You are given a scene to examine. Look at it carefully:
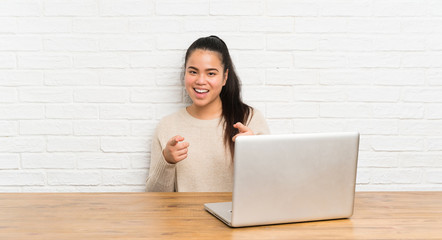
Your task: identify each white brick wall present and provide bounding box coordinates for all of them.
[0,0,441,192]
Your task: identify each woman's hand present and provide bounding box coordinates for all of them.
[232,122,254,142]
[163,135,190,164]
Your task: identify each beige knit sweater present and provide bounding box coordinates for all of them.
[145,108,270,192]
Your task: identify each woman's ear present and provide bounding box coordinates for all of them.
[223,69,229,86]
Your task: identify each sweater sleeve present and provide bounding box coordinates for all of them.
[145,124,176,192]
[248,108,271,135]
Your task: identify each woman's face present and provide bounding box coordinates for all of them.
[184,49,228,110]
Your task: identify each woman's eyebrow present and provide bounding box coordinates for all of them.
[206,68,219,72]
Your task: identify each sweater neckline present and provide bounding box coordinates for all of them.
[181,108,222,126]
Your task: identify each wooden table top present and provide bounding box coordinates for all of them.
[0,192,441,239]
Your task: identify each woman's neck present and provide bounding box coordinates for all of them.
[186,101,223,120]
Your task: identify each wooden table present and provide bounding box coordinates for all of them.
[0,192,441,239]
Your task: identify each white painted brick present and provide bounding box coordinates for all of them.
[347,87,400,102]
[320,103,373,118]
[429,0,442,16]
[295,18,347,33]
[46,104,98,119]
[0,137,45,153]
[267,119,293,134]
[266,70,317,85]
[74,88,128,103]
[319,37,373,51]
[399,153,442,167]
[237,69,265,86]
[243,86,291,102]
[74,120,129,136]
[373,69,425,86]
[99,37,154,51]
[428,70,442,85]
[100,104,153,120]
[267,0,317,16]
[44,37,98,51]
[0,172,45,186]
[425,170,442,184]
[18,54,71,69]
[18,18,71,33]
[235,52,292,68]
[47,171,101,186]
[156,0,209,16]
[293,86,347,102]
[402,53,442,67]
[102,170,147,185]
[130,52,182,68]
[210,0,263,16]
[347,19,400,33]
[47,137,99,152]
[373,0,426,16]
[184,17,239,32]
[0,105,44,119]
[267,35,317,50]
[101,137,150,152]
[0,71,44,86]
[294,54,347,68]
[45,70,99,86]
[348,53,401,68]
[154,69,184,86]
[373,103,424,119]
[292,119,346,133]
[403,88,442,103]
[0,0,41,16]
[0,36,42,51]
[20,120,72,135]
[77,153,130,169]
[0,121,18,136]
[222,35,265,50]
[426,104,442,119]
[130,153,150,168]
[356,168,370,184]
[73,53,129,68]
[0,18,16,33]
[21,153,76,169]
[100,0,153,16]
[44,0,98,16]
[370,136,425,151]
[73,18,127,33]
[155,34,196,50]
[266,103,319,118]
[0,87,17,102]
[129,18,184,33]
[358,152,397,168]
[345,119,398,135]
[131,88,182,103]
[154,103,187,120]
[401,19,433,33]
[320,70,372,85]
[0,54,16,69]
[131,120,158,137]
[19,87,73,103]
[427,137,442,151]
[370,169,422,184]
[0,154,20,169]
[318,0,371,16]
[240,17,294,32]
[101,69,155,86]
[399,120,442,135]
[373,36,425,51]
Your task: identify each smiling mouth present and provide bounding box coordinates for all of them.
[194,88,209,93]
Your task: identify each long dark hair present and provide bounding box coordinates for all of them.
[184,35,253,159]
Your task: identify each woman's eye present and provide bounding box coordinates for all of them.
[208,72,216,76]
[189,70,197,74]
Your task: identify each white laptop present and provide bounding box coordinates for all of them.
[204,132,360,227]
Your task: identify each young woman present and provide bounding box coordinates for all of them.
[146,36,270,192]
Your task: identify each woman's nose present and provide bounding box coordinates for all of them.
[195,74,205,84]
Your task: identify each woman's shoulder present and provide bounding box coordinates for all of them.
[157,108,187,128]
